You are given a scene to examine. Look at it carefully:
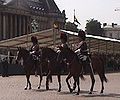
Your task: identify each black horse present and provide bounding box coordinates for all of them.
[57,47,107,94]
[40,47,67,92]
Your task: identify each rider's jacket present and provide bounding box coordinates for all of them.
[30,43,40,61]
[30,43,39,53]
[61,43,69,49]
[75,41,88,55]
[75,41,88,61]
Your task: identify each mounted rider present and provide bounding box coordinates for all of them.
[30,36,40,60]
[75,30,89,73]
[60,32,69,49]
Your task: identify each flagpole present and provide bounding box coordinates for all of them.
[74,9,75,23]
[73,9,76,50]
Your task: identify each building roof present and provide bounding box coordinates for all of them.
[6,0,61,13]
[103,25,120,29]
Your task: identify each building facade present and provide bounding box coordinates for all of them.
[103,24,120,40]
[0,0,66,40]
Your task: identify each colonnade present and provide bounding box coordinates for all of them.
[0,12,31,40]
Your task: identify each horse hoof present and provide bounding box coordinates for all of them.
[70,89,73,93]
[88,91,92,94]
[58,89,61,92]
[24,88,27,90]
[100,91,103,94]
[46,87,49,90]
[38,87,40,89]
[29,87,32,90]
[76,92,79,95]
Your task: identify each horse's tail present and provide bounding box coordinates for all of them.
[102,64,108,83]
[102,74,108,83]
[80,74,85,80]
[49,75,52,83]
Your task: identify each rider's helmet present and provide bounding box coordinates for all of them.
[60,32,67,42]
[78,30,86,40]
[31,36,38,44]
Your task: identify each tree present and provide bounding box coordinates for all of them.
[85,18,103,36]
[64,21,78,32]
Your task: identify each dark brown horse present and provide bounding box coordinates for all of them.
[57,47,107,95]
[57,47,85,95]
[16,47,42,90]
[40,47,66,92]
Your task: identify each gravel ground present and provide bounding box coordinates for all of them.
[0,73,120,100]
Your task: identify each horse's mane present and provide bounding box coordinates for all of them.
[63,47,79,61]
[41,47,56,54]
[18,47,30,54]
[41,47,57,59]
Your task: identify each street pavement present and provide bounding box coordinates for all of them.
[0,73,120,100]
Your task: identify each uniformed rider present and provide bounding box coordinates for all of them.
[75,30,89,73]
[60,32,68,49]
[30,36,40,60]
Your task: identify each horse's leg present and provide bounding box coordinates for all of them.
[25,74,31,90]
[46,71,51,90]
[72,76,77,91]
[38,66,43,89]
[66,73,73,93]
[76,76,80,95]
[89,63,95,94]
[49,75,52,83]
[99,74,104,94]
[57,74,61,92]
[25,75,28,90]
[38,73,43,89]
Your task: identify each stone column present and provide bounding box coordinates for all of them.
[10,14,13,38]
[3,14,6,39]
[27,16,31,34]
[0,13,2,40]
[22,16,25,35]
[19,15,21,36]
[6,14,9,39]
[14,15,17,37]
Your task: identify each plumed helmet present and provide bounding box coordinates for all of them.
[31,36,38,43]
[60,32,67,42]
[78,30,86,40]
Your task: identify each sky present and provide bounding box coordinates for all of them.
[54,0,120,30]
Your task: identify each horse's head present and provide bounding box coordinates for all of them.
[16,47,29,62]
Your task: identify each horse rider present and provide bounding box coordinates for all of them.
[30,36,40,60]
[30,36,40,76]
[60,32,69,49]
[56,32,69,53]
[75,30,89,74]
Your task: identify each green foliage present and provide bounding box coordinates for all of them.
[85,18,103,36]
[64,21,78,32]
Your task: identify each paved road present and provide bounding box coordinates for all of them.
[0,73,120,100]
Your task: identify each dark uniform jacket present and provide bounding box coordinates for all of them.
[61,43,69,49]
[75,41,88,55]
[30,43,39,52]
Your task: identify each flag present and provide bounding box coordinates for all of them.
[74,9,81,25]
[74,15,81,25]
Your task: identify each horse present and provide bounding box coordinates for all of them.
[40,47,66,92]
[16,47,42,90]
[57,47,85,95]
[57,47,107,95]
